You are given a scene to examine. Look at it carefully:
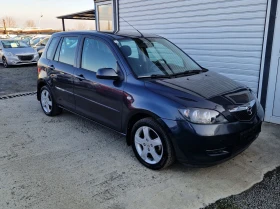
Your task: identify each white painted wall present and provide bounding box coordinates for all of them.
[118,0,268,93]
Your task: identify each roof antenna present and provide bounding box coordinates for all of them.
[119,16,144,37]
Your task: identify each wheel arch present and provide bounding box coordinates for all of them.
[125,110,170,146]
[37,79,47,101]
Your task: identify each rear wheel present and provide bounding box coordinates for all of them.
[40,86,62,116]
[131,118,175,170]
[2,57,9,68]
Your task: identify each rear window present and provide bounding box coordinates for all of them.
[46,37,60,60]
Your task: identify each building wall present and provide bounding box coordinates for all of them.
[118,0,268,94]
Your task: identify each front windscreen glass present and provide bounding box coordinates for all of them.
[116,37,202,78]
[1,40,29,48]
[30,37,43,46]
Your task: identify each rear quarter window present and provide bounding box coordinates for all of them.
[46,37,60,60]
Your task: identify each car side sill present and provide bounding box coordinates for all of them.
[59,105,126,137]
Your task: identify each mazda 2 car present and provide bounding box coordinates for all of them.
[0,39,39,67]
[37,31,264,170]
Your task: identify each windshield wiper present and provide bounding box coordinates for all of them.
[138,74,171,79]
[172,69,207,77]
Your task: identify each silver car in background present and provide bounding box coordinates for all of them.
[0,39,39,68]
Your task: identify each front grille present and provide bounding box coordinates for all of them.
[230,100,257,121]
[232,103,256,121]
[18,55,34,61]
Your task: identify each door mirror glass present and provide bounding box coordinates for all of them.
[96,68,119,80]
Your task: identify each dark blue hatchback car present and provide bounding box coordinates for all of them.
[37,31,264,170]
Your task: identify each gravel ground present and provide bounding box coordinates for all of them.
[0,64,37,96]
[204,166,280,209]
[0,64,280,209]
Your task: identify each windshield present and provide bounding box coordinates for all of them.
[116,37,202,78]
[1,40,29,48]
[30,37,43,46]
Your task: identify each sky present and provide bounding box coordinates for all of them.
[1,0,95,30]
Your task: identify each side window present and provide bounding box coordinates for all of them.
[81,38,117,73]
[46,37,60,60]
[119,40,139,59]
[58,37,78,66]
[41,38,49,46]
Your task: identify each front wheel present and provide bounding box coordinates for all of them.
[40,86,62,116]
[131,118,175,170]
[2,57,9,68]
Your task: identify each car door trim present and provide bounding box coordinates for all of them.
[55,86,74,95]
[73,92,120,113]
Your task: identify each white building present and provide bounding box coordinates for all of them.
[93,0,280,124]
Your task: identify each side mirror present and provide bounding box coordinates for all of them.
[96,68,120,80]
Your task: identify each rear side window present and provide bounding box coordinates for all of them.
[46,37,60,60]
[81,38,117,72]
[58,37,78,66]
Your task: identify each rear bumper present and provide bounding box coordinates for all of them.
[160,111,263,167]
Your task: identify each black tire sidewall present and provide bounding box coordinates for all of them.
[2,57,9,68]
[131,118,171,170]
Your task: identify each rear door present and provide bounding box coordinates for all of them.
[49,36,80,110]
[73,36,124,131]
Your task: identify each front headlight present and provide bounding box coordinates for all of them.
[5,52,13,57]
[180,108,228,124]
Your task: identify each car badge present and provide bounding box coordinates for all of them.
[247,106,253,115]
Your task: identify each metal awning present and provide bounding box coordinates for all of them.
[57,9,95,31]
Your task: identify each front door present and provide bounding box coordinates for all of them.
[265,2,280,124]
[73,37,124,131]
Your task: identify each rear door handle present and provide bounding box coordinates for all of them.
[76,74,85,81]
[48,65,55,70]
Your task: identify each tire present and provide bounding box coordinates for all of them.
[131,118,175,170]
[2,57,9,68]
[40,85,62,116]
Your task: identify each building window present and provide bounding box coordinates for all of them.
[96,1,113,31]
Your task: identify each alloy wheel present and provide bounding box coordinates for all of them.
[134,126,163,164]
[41,89,53,113]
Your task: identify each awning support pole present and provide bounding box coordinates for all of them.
[62,19,65,31]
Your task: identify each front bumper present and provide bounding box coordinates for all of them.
[6,55,39,65]
[160,111,263,167]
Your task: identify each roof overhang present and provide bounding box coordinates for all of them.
[57,9,95,20]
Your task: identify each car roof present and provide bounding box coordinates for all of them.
[0,39,16,41]
[52,30,162,40]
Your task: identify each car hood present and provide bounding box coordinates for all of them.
[145,71,253,110]
[4,47,36,55]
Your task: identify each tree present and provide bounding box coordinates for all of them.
[2,16,16,28]
[25,20,36,27]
